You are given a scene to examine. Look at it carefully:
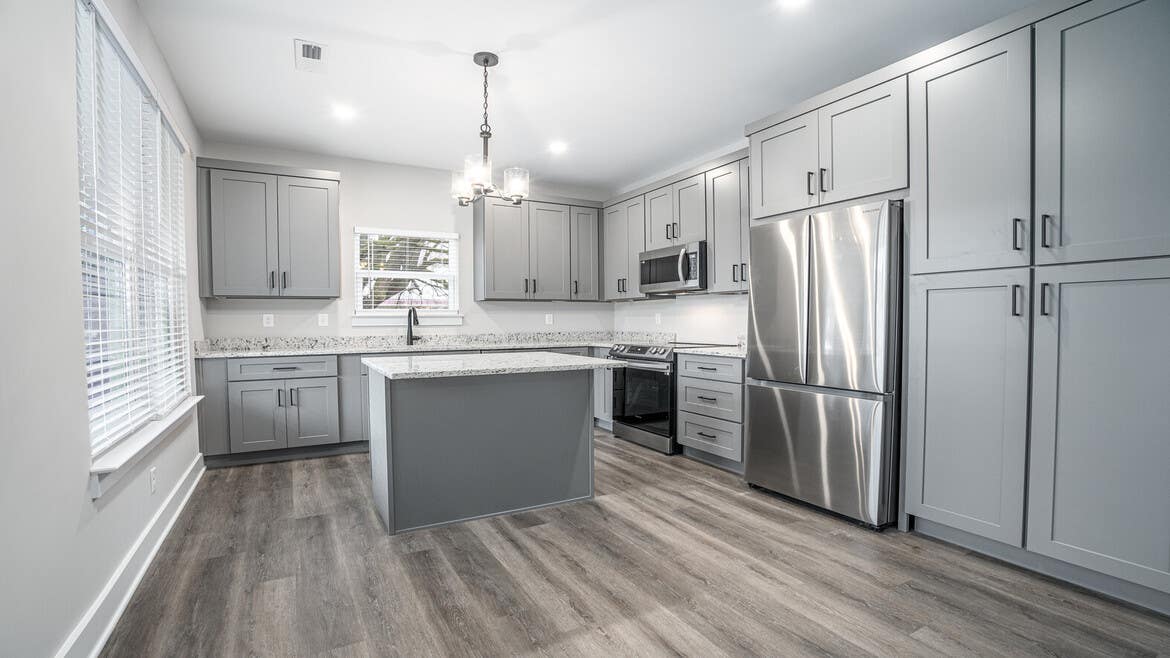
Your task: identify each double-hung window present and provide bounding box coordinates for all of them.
[77,0,191,456]
[353,228,460,320]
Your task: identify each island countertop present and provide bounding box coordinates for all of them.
[363,351,626,380]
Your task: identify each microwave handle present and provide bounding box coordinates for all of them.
[677,247,687,283]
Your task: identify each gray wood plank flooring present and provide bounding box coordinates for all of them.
[102,430,1170,657]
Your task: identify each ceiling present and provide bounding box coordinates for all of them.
[139,0,1035,196]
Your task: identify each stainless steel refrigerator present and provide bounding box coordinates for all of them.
[745,199,901,528]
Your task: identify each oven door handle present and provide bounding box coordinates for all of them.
[621,361,673,374]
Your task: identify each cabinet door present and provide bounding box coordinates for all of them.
[672,173,706,244]
[1035,0,1170,265]
[529,202,571,300]
[909,30,1032,274]
[705,161,748,293]
[817,77,908,205]
[904,269,1030,546]
[624,196,646,299]
[645,185,674,251]
[1027,259,1170,593]
[227,379,287,453]
[570,206,599,301]
[285,377,340,448]
[602,204,627,300]
[749,110,818,219]
[338,355,366,443]
[591,348,613,422]
[482,198,531,299]
[277,176,339,297]
[209,169,279,296]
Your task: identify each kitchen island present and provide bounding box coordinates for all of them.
[362,351,625,534]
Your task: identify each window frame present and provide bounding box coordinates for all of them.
[77,0,194,460]
[352,226,462,320]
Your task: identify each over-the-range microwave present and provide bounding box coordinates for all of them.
[638,241,707,295]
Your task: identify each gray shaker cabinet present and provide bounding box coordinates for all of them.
[338,355,367,443]
[529,202,572,301]
[705,159,750,293]
[672,173,707,244]
[284,377,340,448]
[209,169,279,297]
[909,29,1032,274]
[1026,258,1170,594]
[603,203,628,300]
[1035,0,1170,265]
[206,164,340,298]
[570,206,599,300]
[904,268,1031,546]
[749,110,818,220]
[478,197,531,300]
[625,196,646,299]
[227,379,288,453]
[645,185,674,251]
[816,77,908,206]
[277,176,340,296]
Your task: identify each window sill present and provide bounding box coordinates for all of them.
[352,314,465,327]
[89,396,203,499]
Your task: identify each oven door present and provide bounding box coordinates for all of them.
[638,242,706,295]
[612,360,673,437]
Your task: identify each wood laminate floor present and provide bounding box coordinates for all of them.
[103,430,1170,657]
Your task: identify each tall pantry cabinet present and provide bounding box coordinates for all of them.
[900,0,1170,598]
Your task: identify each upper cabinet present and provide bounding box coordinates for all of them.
[645,186,673,251]
[750,78,907,220]
[909,30,1032,274]
[474,198,600,301]
[1035,0,1170,265]
[569,207,600,301]
[603,196,645,301]
[705,159,750,293]
[646,173,708,251]
[202,162,340,298]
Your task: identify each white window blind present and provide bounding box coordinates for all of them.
[77,0,191,456]
[354,228,459,314]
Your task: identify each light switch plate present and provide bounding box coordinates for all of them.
[544,314,553,325]
[262,314,274,328]
[149,467,157,494]
[318,313,329,327]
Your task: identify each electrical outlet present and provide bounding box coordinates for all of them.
[149,467,157,494]
[655,313,662,326]
[262,313,274,327]
[318,313,329,327]
[544,314,554,325]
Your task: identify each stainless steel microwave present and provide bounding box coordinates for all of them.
[638,241,707,295]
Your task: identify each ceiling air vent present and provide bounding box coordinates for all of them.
[294,39,326,72]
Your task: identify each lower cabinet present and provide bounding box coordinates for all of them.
[227,377,339,453]
[1026,259,1170,593]
[674,354,745,470]
[904,268,1030,546]
[591,347,613,424]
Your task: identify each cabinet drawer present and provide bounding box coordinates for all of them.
[677,411,742,462]
[227,355,338,381]
[677,376,742,423]
[677,353,744,383]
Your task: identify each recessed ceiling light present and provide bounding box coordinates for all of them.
[777,0,810,12]
[548,140,568,155]
[331,103,357,121]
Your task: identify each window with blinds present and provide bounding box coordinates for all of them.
[354,228,460,314]
[77,0,191,455]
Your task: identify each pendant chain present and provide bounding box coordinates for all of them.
[480,65,491,135]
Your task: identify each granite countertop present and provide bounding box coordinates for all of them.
[674,346,747,359]
[363,351,627,381]
[194,341,617,359]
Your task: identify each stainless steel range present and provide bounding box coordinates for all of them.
[608,342,734,454]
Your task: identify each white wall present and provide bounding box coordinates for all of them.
[614,294,748,344]
[199,142,615,337]
[0,1,204,656]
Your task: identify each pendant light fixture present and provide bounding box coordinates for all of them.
[451,52,529,207]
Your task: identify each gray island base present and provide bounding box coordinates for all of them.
[363,352,625,534]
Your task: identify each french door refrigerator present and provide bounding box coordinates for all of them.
[745,199,902,528]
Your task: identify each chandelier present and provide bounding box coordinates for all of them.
[450,52,529,207]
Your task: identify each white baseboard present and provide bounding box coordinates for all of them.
[55,453,205,658]
[594,418,613,431]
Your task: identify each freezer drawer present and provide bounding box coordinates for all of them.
[745,381,897,527]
